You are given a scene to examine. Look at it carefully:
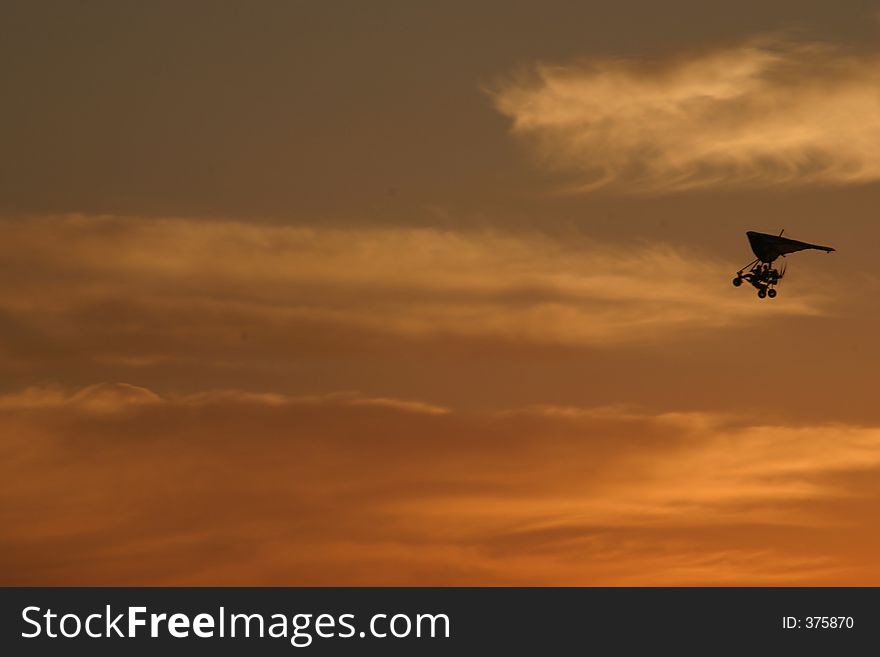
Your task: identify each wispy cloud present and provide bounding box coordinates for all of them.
[490,37,880,192]
[0,383,449,416]
[0,215,825,377]
[2,384,879,585]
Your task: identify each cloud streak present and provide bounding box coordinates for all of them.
[2,383,880,585]
[490,37,880,192]
[0,215,825,380]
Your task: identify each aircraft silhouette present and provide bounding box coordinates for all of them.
[732,230,834,299]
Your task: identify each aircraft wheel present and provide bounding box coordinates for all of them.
[732,277,742,287]
[757,288,767,299]
[767,288,777,298]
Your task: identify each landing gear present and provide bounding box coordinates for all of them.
[733,259,784,300]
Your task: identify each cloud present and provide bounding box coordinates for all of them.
[0,384,449,416]
[2,383,879,585]
[490,37,880,192]
[0,382,158,411]
[0,215,825,380]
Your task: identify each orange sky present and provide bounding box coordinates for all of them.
[3,1,880,585]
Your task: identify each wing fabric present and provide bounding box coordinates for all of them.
[746,231,834,263]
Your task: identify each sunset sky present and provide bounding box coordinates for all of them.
[3,1,880,585]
